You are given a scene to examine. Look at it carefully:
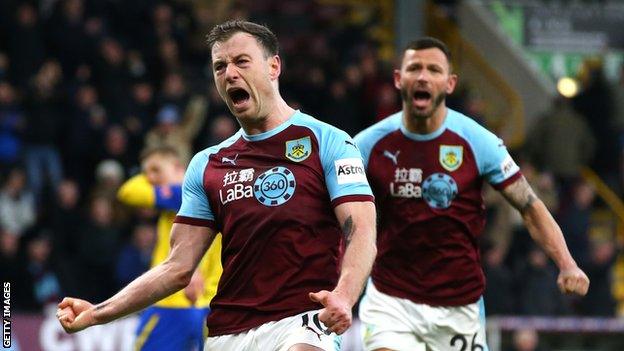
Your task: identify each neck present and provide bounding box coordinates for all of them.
[240,95,295,135]
[402,105,448,135]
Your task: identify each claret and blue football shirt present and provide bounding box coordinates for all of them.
[355,108,521,306]
[175,110,374,335]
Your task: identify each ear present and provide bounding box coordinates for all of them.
[393,69,401,90]
[268,55,281,81]
[446,73,458,94]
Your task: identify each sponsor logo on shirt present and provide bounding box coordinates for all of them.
[383,150,400,165]
[390,167,423,198]
[500,155,519,178]
[439,145,463,172]
[222,154,238,165]
[253,167,296,206]
[285,136,312,162]
[220,168,255,205]
[422,173,458,209]
[335,158,367,184]
[344,140,358,149]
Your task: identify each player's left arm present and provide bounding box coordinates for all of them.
[500,176,589,296]
[310,201,377,335]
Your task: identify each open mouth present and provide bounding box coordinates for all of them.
[412,90,432,108]
[227,87,250,108]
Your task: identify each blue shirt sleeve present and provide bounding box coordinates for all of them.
[177,152,214,221]
[464,124,520,185]
[478,137,520,185]
[320,128,373,201]
[154,185,182,211]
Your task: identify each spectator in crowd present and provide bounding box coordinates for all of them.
[97,125,134,177]
[512,328,544,351]
[203,114,237,147]
[124,79,156,157]
[144,96,207,165]
[373,82,400,123]
[323,80,356,136]
[0,80,24,171]
[516,246,570,315]
[115,223,155,287]
[74,195,121,302]
[0,53,8,81]
[8,2,46,89]
[0,229,28,310]
[51,180,82,296]
[22,231,62,312]
[157,72,190,109]
[23,59,65,200]
[0,167,36,238]
[92,159,125,201]
[65,84,107,188]
[527,96,595,193]
[46,0,91,81]
[573,60,618,190]
[93,38,131,123]
[483,243,514,315]
[609,63,624,188]
[557,180,595,268]
[579,239,617,316]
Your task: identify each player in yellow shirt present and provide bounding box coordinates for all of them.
[117,145,222,351]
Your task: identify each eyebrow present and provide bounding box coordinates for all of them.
[213,54,252,68]
[406,61,445,70]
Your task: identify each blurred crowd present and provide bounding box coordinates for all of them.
[1,0,623,331]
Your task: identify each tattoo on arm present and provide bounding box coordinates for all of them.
[341,215,355,247]
[501,176,538,213]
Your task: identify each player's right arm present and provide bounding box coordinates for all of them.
[58,223,216,333]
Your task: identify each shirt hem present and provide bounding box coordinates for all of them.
[492,171,522,191]
[173,215,216,229]
[331,194,375,207]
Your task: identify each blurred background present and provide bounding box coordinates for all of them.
[1,0,623,350]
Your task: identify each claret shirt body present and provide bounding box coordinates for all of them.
[175,110,373,335]
[355,109,521,306]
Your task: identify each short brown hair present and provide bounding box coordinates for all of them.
[206,20,279,58]
[139,145,181,163]
[403,37,452,65]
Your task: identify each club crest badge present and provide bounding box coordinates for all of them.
[439,145,463,172]
[285,136,312,162]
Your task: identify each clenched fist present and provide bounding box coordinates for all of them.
[557,266,590,296]
[57,297,98,333]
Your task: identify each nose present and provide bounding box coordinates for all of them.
[225,63,239,83]
[416,69,429,82]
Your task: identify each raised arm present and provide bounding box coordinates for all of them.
[57,223,216,333]
[500,176,589,295]
[309,200,377,335]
